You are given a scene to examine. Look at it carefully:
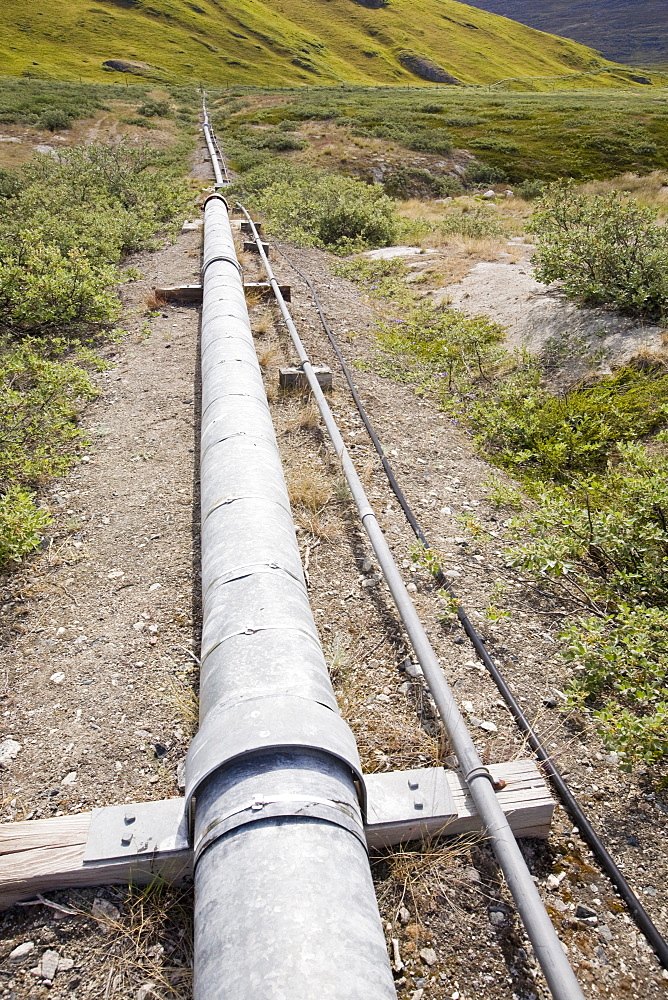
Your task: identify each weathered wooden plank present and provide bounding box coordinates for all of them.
[0,759,552,908]
[153,284,203,304]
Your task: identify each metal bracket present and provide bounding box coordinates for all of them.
[83,798,189,865]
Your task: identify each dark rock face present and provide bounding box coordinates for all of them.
[398,51,460,84]
[102,59,150,75]
[350,0,388,8]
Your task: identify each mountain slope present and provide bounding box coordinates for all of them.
[462,2,667,65]
[0,0,625,88]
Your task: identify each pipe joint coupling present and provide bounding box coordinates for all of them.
[185,695,366,832]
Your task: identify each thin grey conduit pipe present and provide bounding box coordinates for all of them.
[275,245,668,972]
[239,205,587,1000]
[185,194,397,1000]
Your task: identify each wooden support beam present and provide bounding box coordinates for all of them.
[244,281,291,302]
[153,285,203,305]
[243,240,270,256]
[279,366,333,392]
[0,760,551,908]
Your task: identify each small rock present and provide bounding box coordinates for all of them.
[61,771,77,785]
[398,906,411,925]
[546,872,566,890]
[420,947,437,966]
[489,909,506,927]
[480,720,498,733]
[504,189,515,198]
[594,944,610,965]
[0,739,22,768]
[137,984,158,1000]
[407,582,418,593]
[575,904,597,923]
[176,759,186,792]
[107,569,125,579]
[149,582,162,592]
[361,557,373,573]
[482,189,496,199]
[443,569,460,580]
[50,671,66,685]
[91,898,120,927]
[404,660,423,679]
[598,924,613,943]
[9,941,34,961]
[543,697,557,708]
[411,991,424,1000]
[58,957,74,973]
[376,693,390,703]
[153,743,168,759]
[40,949,60,982]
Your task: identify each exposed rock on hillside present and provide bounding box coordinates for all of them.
[398,51,460,83]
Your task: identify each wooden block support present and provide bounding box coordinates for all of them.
[0,759,552,908]
[280,366,333,392]
[243,240,270,256]
[153,285,203,305]
[244,281,291,302]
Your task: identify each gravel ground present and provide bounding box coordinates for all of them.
[0,163,666,999]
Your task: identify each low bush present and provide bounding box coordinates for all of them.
[0,487,51,568]
[36,108,72,131]
[468,363,668,479]
[529,181,668,319]
[465,161,508,185]
[233,166,398,252]
[383,167,462,200]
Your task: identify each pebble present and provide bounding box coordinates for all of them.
[404,660,423,679]
[443,569,460,580]
[50,671,66,685]
[411,991,424,1000]
[137,983,158,1000]
[598,924,613,943]
[488,909,506,927]
[361,557,373,573]
[420,947,438,966]
[61,771,77,785]
[149,583,162,591]
[480,721,498,733]
[0,739,21,768]
[39,949,60,982]
[406,582,418,593]
[482,189,496,199]
[399,906,411,925]
[91,898,121,927]
[176,759,186,792]
[9,941,34,961]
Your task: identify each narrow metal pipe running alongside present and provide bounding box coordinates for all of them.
[185,195,396,1000]
[239,207,587,1000]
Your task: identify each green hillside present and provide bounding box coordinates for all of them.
[1,0,631,88]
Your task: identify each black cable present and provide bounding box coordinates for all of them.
[275,242,668,971]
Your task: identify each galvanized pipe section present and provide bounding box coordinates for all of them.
[201,97,225,188]
[186,195,396,1000]
[240,208,587,1000]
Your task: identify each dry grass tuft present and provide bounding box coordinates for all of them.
[284,401,321,434]
[286,461,332,512]
[257,344,280,369]
[87,881,193,999]
[145,290,165,311]
[252,309,274,337]
[374,834,484,917]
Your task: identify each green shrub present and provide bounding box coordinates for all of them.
[465,161,508,185]
[516,178,545,200]
[0,342,97,487]
[0,487,51,568]
[560,604,668,768]
[36,108,72,131]
[529,181,668,319]
[236,168,398,252]
[469,363,668,479]
[383,167,462,200]
[137,100,171,118]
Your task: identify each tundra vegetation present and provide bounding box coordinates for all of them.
[0,82,195,569]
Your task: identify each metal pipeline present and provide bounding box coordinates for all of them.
[239,206,587,1000]
[186,194,397,1000]
[201,96,225,189]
